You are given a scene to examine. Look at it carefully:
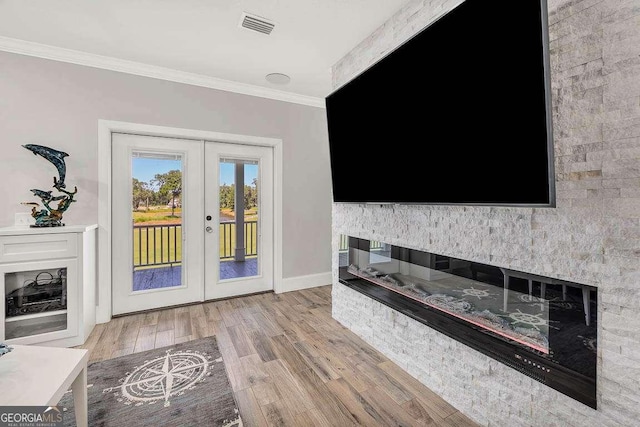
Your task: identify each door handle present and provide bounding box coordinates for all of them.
[205,226,213,233]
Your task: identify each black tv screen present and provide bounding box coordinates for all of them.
[326,0,555,206]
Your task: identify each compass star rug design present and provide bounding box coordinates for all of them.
[59,337,242,427]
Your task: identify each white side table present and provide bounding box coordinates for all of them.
[0,344,88,427]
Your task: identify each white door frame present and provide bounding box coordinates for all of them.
[97,120,283,324]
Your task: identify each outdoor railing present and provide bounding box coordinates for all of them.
[133,221,258,269]
[220,221,258,260]
[133,224,182,268]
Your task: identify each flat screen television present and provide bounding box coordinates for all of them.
[325,0,555,206]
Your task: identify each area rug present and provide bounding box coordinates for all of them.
[59,337,242,426]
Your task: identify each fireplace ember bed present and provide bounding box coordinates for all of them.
[338,236,598,408]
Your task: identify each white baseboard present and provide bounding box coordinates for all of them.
[279,271,332,293]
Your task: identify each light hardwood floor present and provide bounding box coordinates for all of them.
[78,285,479,427]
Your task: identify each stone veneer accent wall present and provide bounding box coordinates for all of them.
[331,0,640,425]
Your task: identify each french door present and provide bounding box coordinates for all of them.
[204,142,273,300]
[111,133,273,315]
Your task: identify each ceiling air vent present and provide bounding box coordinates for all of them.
[239,12,275,35]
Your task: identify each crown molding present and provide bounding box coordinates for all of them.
[0,36,325,108]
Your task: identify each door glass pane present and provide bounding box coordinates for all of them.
[219,158,259,280]
[131,152,183,291]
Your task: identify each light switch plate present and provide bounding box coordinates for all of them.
[15,212,35,226]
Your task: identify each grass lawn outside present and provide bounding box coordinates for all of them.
[132,207,258,224]
[133,207,182,224]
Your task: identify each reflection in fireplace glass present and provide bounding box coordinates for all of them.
[369,240,392,265]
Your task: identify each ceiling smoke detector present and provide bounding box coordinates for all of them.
[239,12,275,35]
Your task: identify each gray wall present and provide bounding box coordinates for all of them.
[0,51,332,280]
[332,0,640,425]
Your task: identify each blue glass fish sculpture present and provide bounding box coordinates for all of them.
[22,144,69,189]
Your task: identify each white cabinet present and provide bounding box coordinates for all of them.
[0,225,97,347]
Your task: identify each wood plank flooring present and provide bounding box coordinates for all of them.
[77,285,478,427]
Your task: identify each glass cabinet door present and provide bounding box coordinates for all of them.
[1,259,77,343]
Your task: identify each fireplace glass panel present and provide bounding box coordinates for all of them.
[346,240,551,352]
[338,235,598,404]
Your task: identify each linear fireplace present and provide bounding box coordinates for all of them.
[338,236,598,408]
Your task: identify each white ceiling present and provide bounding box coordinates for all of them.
[0,0,410,101]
